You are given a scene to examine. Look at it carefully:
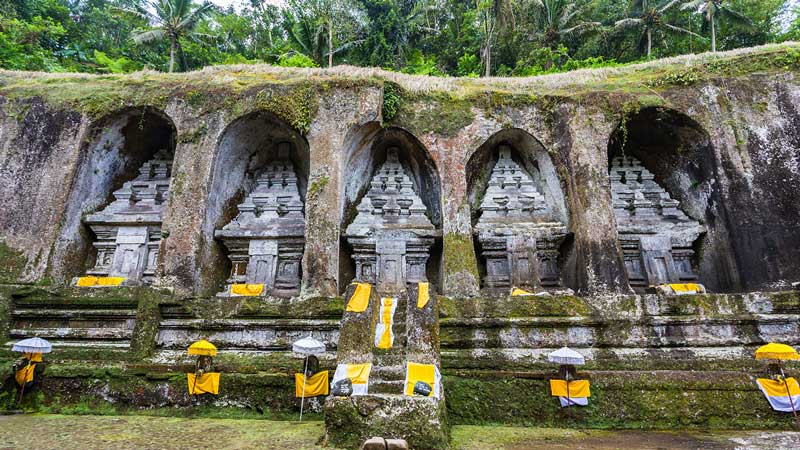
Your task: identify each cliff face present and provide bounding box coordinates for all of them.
[1,43,799,296]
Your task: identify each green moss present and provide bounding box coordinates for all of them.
[394,92,475,137]
[0,241,26,284]
[306,174,329,200]
[442,233,480,283]
[382,81,402,123]
[177,122,208,144]
[254,82,319,134]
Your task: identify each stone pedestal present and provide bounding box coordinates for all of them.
[474,146,568,289]
[610,156,705,288]
[215,142,305,297]
[345,148,439,293]
[81,150,173,285]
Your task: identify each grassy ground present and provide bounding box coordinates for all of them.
[0,414,797,449]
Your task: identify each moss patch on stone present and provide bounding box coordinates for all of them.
[442,233,480,284]
[0,241,26,284]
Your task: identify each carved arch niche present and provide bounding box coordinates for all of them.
[466,128,573,291]
[57,107,176,285]
[606,107,731,291]
[339,124,442,294]
[204,111,310,297]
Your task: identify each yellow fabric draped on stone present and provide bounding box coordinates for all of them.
[757,377,800,397]
[187,372,221,395]
[417,282,430,309]
[15,364,36,386]
[295,371,329,397]
[405,363,436,397]
[511,288,534,296]
[376,297,394,349]
[346,283,371,312]
[668,283,703,293]
[550,379,591,398]
[231,284,264,296]
[76,276,126,287]
[345,363,371,385]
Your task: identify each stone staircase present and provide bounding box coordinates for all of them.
[6,287,139,350]
[370,292,409,394]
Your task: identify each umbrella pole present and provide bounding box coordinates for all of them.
[191,359,200,398]
[299,357,308,422]
[780,364,800,428]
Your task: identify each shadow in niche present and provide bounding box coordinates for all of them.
[466,128,574,291]
[607,106,738,292]
[338,124,442,294]
[202,111,310,295]
[54,107,176,282]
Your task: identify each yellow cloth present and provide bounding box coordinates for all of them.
[76,276,125,287]
[668,283,702,292]
[231,284,264,296]
[417,282,430,309]
[511,288,534,296]
[295,371,329,397]
[405,363,436,396]
[15,364,36,386]
[345,363,371,385]
[757,378,800,397]
[755,343,800,361]
[26,352,43,362]
[187,372,220,395]
[550,379,591,398]
[346,283,371,312]
[376,297,394,349]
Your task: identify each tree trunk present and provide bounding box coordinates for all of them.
[646,28,652,58]
[328,22,333,68]
[711,16,716,52]
[484,38,492,77]
[169,36,176,73]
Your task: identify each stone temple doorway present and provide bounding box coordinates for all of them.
[203,111,310,297]
[339,124,442,294]
[467,128,573,292]
[606,106,734,291]
[54,107,177,285]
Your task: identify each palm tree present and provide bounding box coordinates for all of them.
[532,0,601,49]
[680,0,752,52]
[127,0,215,72]
[615,0,703,58]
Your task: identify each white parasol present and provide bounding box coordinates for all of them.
[12,337,52,354]
[293,335,326,421]
[548,346,585,366]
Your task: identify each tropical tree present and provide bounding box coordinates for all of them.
[476,0,512,76]
[615,0,703,58]
[126,0,215,72]
[532,0,600,49]
[680,0,752,52]
[283,0,363,68]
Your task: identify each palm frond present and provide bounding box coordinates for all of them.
[719,6,754,26]
[615,18,644,30]
[658,0,683,13]
[679,0,704,12]
[561,21,602,37]
[132,28,167,44]
[663,22,704,39]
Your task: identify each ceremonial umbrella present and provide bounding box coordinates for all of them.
[293,335,326,421]
[548,347,585,409]
[188,340,217,396]
[755,342,800,427]
[12,337,52,354]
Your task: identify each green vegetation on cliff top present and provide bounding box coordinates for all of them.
[0,43,799,120]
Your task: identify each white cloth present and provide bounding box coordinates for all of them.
[374,297,397,348]
[559,396,588,407]
[757,381,800,413]
[332,363,371,396]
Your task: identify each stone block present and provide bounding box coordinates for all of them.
[360,437,386,450]
[385,438,409,450]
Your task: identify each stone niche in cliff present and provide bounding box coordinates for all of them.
[610,155,705,288]
[215,142,305,297]
[468,130,572,290]
[202,111,309,296]
[344,147,439,292]
[83,150,173,284]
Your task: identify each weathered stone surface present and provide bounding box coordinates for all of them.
[385,438,409,450]
[361,437,386,450]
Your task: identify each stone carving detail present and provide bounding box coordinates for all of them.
[345,148,438,292]
[610,155,705,288]
[215,142,305,296]
[474,146,568,289]
[84,150,173,284]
